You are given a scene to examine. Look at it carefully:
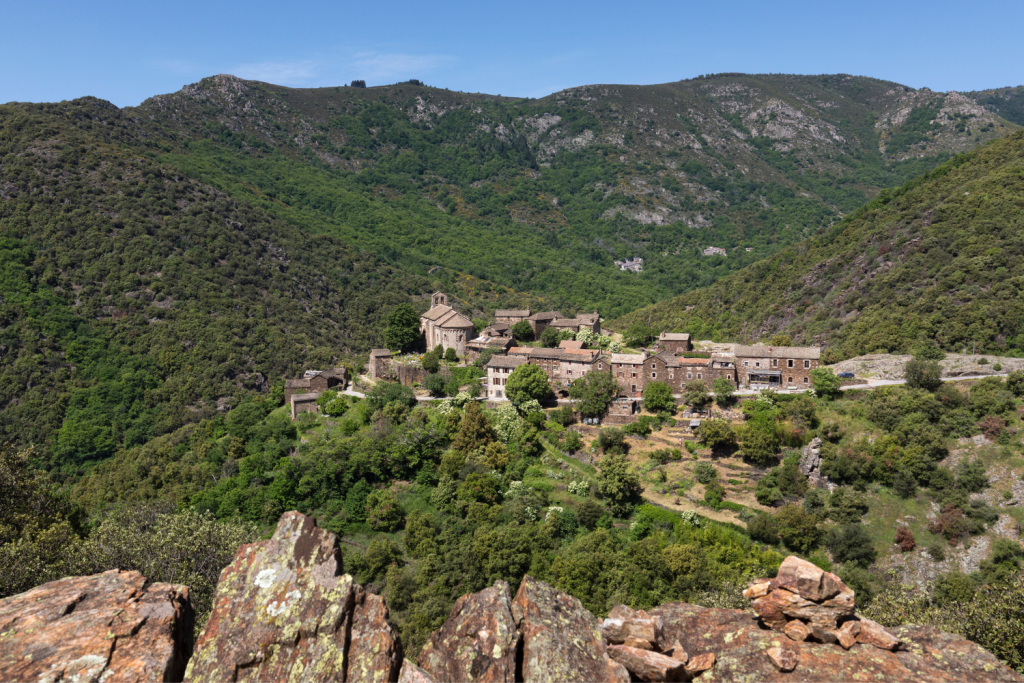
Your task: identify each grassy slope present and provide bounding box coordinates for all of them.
[608,130,1024,360]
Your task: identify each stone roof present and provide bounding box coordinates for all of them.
[733,345,821,360]
[285,378,311,388]
[291,392,320,403]
[559,340,585,350]
[527,311,563,321]
[468,336,512,348]
[549,318,585,328]
[610,353,646,364]
[487,355,528,369]
[660,332,691,341]
[430,307,475,329]
[369,349,393,357]
[677,357,710,365]
[495,309,530,317]
[420,303,455,322]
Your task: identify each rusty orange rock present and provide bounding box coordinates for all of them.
[766,646,798,672]
[511,575,628,683]
[742,578,772,600]
[684,652,715,676]
[836,620,861,650]
[0,569,193,683]
[770,556,843,602]
[416,580,519,683]
[606,645,687,682]
[397,659,436,683]
[783,620,811,642]
[856,618,901,651]
[602,604,664,650]
[183,510,400,683]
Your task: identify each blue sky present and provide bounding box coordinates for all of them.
[3,0,1022,107]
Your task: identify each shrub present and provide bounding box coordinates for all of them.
[905,359,943,391]
[810,368,842,399]
[895,526,916,552]
[506,364,553,403]
[511,321,534,341]
[929,505,972,545]
[933,572,977,605]
[444,348,458,363]
[540,326,561,348]
[827,524,877,567]
[597,453,642,516]
[712,377,735,402]
[576,499,605,529]
[748,513,779,545]
[828,487,869,523]
[365,488,406,532]
[775,505,822,554]
[421,351,441,373]
[596,428,628,455]
[978,357,989,365]
[893,470,917,499]
[1007,371,1024,397]
[693,461,717,484]
[681,380,711,408]
[423,373,447,396]
[697,419,736,451]
[978,415,1006,440]
[551,405,576,427]
[563,430,583,453]
[703,481,726,507]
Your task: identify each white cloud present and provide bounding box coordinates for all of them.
[231,60,319,85]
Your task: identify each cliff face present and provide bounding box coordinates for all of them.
[0,511,1019,683]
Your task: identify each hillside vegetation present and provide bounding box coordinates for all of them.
[609,129,1024,361]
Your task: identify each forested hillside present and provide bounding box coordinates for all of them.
[0,99,434,468]
[609,130,1024,361]
[126,73,1015,316]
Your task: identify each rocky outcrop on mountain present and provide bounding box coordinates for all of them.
[0,569,193,683]
[2,512,1021,683]
[798,437,835,490]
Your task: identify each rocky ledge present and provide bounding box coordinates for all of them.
[0,511,1020,683]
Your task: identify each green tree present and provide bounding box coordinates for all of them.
[775,504,822,554]
[423,373,446,396]
[564,430,583,453]
[810,368,842,399]
[905,359,943,391]
[382,303,422,352]
[711,377,734,402]
[444,348,458,363]
[642,381,675,413]
[827,524,877,567]
[568,371,619,417]
[766,334,793,346]
[365,382,417,412]
[365,488,406,532]
[681,380,711,409]
[539,327,561,348]
[624,323,655,348]
[506,364,553,403]
[597,453,642,516]
[697,419,735,451]
[421,351,441,373]
[1007,371,1024,398]
[452,401,496,453]
[511,321,534,342]
[739,424,780,466]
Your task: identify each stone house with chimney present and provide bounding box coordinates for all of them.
[657,332,692,354]
[464,333,513,363]
[642,352,736,393]
[420,292,475,355]
[486,355,527,401]
[733,345,820,390]
[610,352,648,397]
[507,346,606,393]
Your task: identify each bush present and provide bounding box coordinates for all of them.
[597,453,642,517]
[511,321,534,341]
[506,364,553,403]
[596,428,628,455]
[642,382,676,413]
[563,430,583,453]
[748,513,780,545]
[681,380,711,408]
[1006,371,1024,397]
[775,504,822,554]
[539,326,561,348]
[365,488,406,532]
[421,351,441,373]
[697,419,735,451]
[893,470,917,499]
[810,368,842,399]
[444,348,458,363]
[423,373,447,396]
[712,377,735,402]
[827,524,877,567]
[703,481,726,507]
[828,487,869,523]
[932,572,977,605]
[576,499,606,529]
[905,359,943,391]
[693,461,717,484]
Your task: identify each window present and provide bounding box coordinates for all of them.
[652,372,657,378]
[631,385,637,392]
[803,377,809,383]
[598,363,603,370]
[632,372,636,378]
[744,361,749,367]
[755,362,760,368]
[772,359,778,367]
[697,373,702,380]
[788,377,793,383]
[804,360,810,368]
[788,359,794,368]
[618,371,623,377]
[686,372,692,379]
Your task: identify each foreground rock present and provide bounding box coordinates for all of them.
[0,569,193,683]
[513,576,628,682]
[184,510,402,682]
[416,580,519,683]
[653,601,1021,681]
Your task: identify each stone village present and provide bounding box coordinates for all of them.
[285,292,821,421]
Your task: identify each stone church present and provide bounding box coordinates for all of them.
[420,292,475,355]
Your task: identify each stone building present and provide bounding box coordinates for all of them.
[368,350,394,381]
[548,312,601,336]
[464,333,513,363]
[733,345,821,390]
[507,346,606,393]
[290,392,320,420]
[657,332,692,354]
[420,292,475,355]
[642,352,735,393]
[495,309,530,325]
[558,340,585,351]
[284,368,347,406]
[486,355,527,401]
[526,311,563,336]
[610,351,648,396]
